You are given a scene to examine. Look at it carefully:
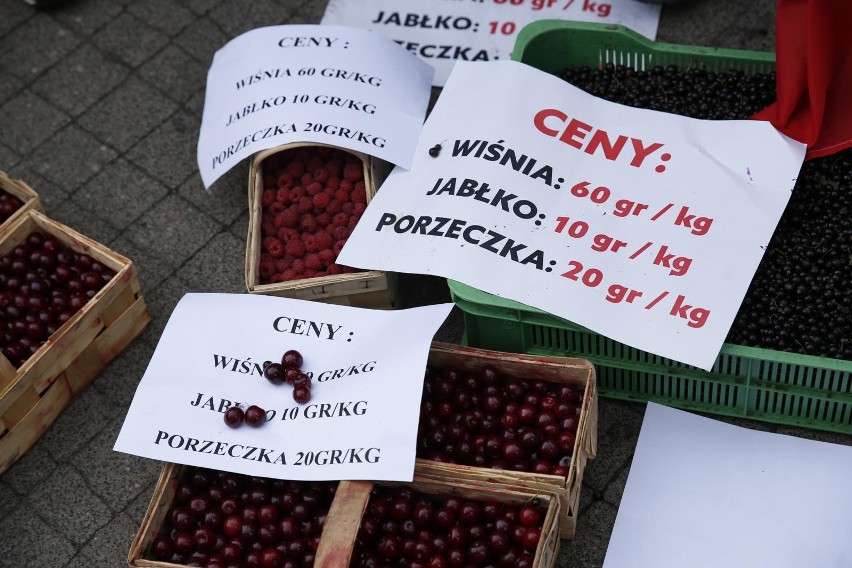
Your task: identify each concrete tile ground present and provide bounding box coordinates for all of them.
[1,0,847,567]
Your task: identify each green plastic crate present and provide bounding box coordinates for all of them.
[448,21,852,434]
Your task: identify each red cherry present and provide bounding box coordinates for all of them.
[245,405,267,427]
[224,407,245,428]
[264,363,286,385]
[521,526,541,551]
[293,372,311,389]
[518,504,542,527]
[281,349,303,369]
[293,386,311,404]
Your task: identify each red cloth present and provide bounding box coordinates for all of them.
[751,0,852,159]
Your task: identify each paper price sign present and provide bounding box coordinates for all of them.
[114,294,452,481]
[337,61,806,370]
[198,25,434,189]
[321,0,661,86]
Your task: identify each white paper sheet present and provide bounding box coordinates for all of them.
[606,404,852,568]
[114,294,452,481]
[337,60,806,370]
[321,0,661,86]
[198,25,434,188]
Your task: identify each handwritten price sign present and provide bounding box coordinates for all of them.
[338,61,806,369]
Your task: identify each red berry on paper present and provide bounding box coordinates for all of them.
[224,407,245,428]
[245,405,267,427]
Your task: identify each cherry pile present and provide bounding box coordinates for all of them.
[561,63,851,360]
[258,147,367,284]
[416,364,583,477]
[0,190,24,224]
[0,231,115,368]
[351,485,545,568]
[149,466,338,568]
[264,349,312,404]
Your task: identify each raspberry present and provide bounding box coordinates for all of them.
[354,202,367,216]
[291,258,305,272]
[278,227,299,242]
[327,158,343,177]
[326,200,342,215]
[271,274,285,283]
[307,156,324,172]
[305,254,323,271]
[261,222,276,237]
[261,189,276,207]
[313,168,329,183]
[276,187,290,203]
[277,173,293,189]
[306,182,323,196]
[312,193,331,210]
[264,154,281,171]
[332,226,350,241]
[259,261,276,280]
[315,213,331,228]
[297,197,313,214]
[300,215,318,233]
[300,173,314,186]
[289,187,305,202]
[333,240,346,256]
[303,234,317,253]
[282,269,298,281]
[351,185,367,204]
[326,177,340,191]
[319,248,335,266]
[265,238,285,258]
[333,212,349,227]
[278,208,300,228]
[268,201,285,216]
[342,202,354,215]
[343,163,362,182]
[348,217,359,229]
[286,161,304,177]
[285,239,306,257]
[335,189,349,203]
[276,258,291,272]
[314,232,333,251]
[328,264,342,275]
[304,269,316,279]
[340,180,353,193]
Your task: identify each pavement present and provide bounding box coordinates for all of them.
[2,0,844,567]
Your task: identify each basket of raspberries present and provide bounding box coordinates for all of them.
[245,143,396,309]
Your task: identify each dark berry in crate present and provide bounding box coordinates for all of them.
[0,191,24,223]
[245,405,267,427]
[224,406,245,428]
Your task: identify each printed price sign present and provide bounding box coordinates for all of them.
[337,61,806,370]
[198,25,434,189]
[321,0,661,86]
[114,294,453,481]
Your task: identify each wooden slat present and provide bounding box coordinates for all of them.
[314,480,374,568]
[0,376,72,475]
[0,170,43,237]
